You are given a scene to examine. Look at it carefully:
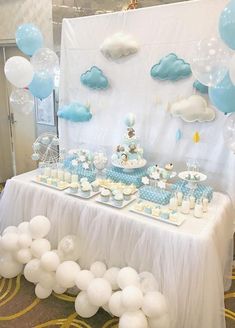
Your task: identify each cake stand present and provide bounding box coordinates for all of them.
[111,159,147,173]
[178,170,207,190]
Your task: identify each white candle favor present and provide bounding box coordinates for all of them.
[181,199,190,214]
[169,197,177,210]
[57,169,64,181]
[189,196,195,209]
[194,203,203,218]
[177,192,183,206]
[202,198,209,212]
[64,172,71,183]
[71,174,79,183]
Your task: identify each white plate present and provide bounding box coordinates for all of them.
[111,159,147,170]
[96,196,137,209]
[32,179,69,191]
[130,208,186,226]
[65,189,100,199]
[178,171,207,182]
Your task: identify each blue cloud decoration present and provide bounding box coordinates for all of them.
[150,53,192,81]
[193,80,208,94]
[80,66,109,90]
[57,103,92,122]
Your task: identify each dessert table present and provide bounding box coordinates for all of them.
[0,171,234,328]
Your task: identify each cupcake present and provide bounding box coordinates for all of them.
[46,178,52,185]
[70,182,79,193]
[100,188,111,202]
[80,177,88,184]
[91,180,99,192]
[144,205,152,215]
[123,188,132,201]
[169,211,178,222]
[152,207,160,217]
[112,189,120,197]
[160,212,169,220]
[58,181,66,189]
[114,193,124,207]
[81,183,92,197]
[134,202,144,212]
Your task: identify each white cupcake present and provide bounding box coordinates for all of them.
[123,188,132,201]
[70,182,79,193]
[81,183,92,197]
[91,180,100,192]
[100,188,111,202]
[114,193,124,207]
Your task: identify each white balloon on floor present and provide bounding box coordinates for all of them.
[3,226,18,235]
[29,216,51,239]
[53,283,67,294]
[139,272,159,294]
[142,291,168,318]
[35,283,52,299]
[39,270,56,289]
[87,278,112,306]
[31,238,51,258]
[75,291,99,318]
[56,261,80,288]
[109,291,126,317]
[24,258,42,284]
[90,261,107,278]
[119,310,148,328]
[121,285,143,312]
[40,251,60,272]
[117,267,140,289]
[75,270,94,291]
[18,221,31,235]
[15,248,32,264]
[103,267,120,290]
[0,252,23,278]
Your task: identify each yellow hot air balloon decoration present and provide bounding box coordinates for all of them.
[193,131,200,143]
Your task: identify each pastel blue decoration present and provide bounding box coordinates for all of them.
[80,66,109,89]
[172,180,213,201]
[58,103,92,122]
[139,186,172,205]
[151,53,191,81]
[125,113,136,127]
[63,159,95,182]
[193,80,208,94]
[219,0,235,50]
[15,23,43,56]
[29,72,54,99]
[106,167,147,187]
[176,129,182,142]
[209,73,235,113]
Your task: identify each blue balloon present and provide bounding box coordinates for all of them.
[209,73,235,113]
[16,23,43,56]
[29,72,54,99]
[219,0,235,50]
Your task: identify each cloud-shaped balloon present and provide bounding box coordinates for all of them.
[80,66,109,90]
[100,32,139,60]
[193,80,208,94]
[151,53,192,81]
[57,103,92,122]
[169,95,215,122]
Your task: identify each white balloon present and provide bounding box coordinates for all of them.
[103,267,120,290]
[1,233,19,251]
[18,222,30,234]
[10,89,34,115]
[75,270,94,291]
[139,272,159,294]
[142,292,168,318]
[4,56,34,88]
[102,302,112,315]
[0,253,23,278]
[18,233,32,248]
[58,235,81,261]
[119,310,148,328]
[75,291,99,318]
[31,238,51,259]
[15,248,32,264]
[121,286,143,311]
[35,283,52,299]
[53,283,67,294]
[3,226,18,235]
[56,261,80,288]
[90,261,107,278]
[31,48,59,76]
[24,258,42,283]
[229,54,235,85]
[87,278,112,307]
[40,251,60,272]
[29,216,51,239]
[39,270,56,289]
[117,267,140,289]
[148,313,171,328]
[109,291,126,317]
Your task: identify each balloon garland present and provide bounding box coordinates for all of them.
[0,216,170,328]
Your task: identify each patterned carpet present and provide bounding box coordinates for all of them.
[0,269,234,328]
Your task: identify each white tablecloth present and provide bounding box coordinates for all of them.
[0,171,234,328]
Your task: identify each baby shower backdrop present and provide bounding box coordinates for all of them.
[58,0,235,203]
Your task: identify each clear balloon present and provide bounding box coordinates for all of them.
[223,113,235,153]
[4,56,34,88]
[10,89,34,115]
[31,48,59,76]
[58,235,81,261]
[219,0,235,50]
[229,54,235,85]
[90,261,107,278]
[15,23,43,56]
[209,73,235,114]
[191,37,230,87]
[29,71,54,100]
